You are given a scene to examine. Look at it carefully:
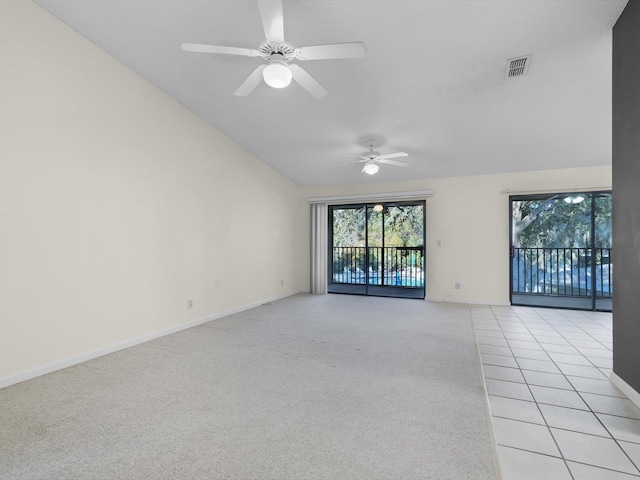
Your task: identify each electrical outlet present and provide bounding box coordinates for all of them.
[188,299,193,309]
[455,282,462,290]
[281,279,284,286]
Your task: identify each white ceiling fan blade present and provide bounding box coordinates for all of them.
[378,158,409,167]
[295,42,367,61]
[258,1,284,43]
[378,152,408,160]
[331,160,361,168]
[181,43,259,57]
[289,64,328,99]
[234,64,266,96]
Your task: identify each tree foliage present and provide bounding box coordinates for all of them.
[331,204,424,247]
[512,194,612,248]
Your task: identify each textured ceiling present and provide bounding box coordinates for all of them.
[34,0,627,187]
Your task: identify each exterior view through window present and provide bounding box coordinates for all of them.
[510,191,612,311]
[328,201,425,299]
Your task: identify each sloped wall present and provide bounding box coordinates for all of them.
[0,0,308,384]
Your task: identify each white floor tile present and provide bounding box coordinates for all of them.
[551,428,639,475]
[517,358,561,374]
[497,318,522,325]
[567,462,640,479]
[539,404,610,437]
[555,363,608,380]
[591,334,613,342]
[507,339,544,351]
[478,344,512,356]
[476,330,506,339]
[547,352,593,366]
[522,370,573,390]
[534,335,571,345]
[519,318,549,325]
[540,343,581,355]
[488,395,545,424]
[527,327,558,334]
[504,332,537,342]
[496,446,571,480]
[569,339,608,349]
[554,326,586,333]
[597,414,640,444]
[599,368,613,378]
[511,348,551,361]
[530,385,589,410]
[502,322,529,333]
[474,324,502,332]
[581,393,640,420]
[482,365,526,384]
[476,336,510,347]
[561,332,596,341]
[474,305,632,479]
[587,356,613,369]
[481,353,519,368]
[492,417,560,456]
[620,441,640,471]
[485,378,534,401]
[567,376,626,398]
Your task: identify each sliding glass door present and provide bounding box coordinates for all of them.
[328,201,425,299]
[510,191,612,311]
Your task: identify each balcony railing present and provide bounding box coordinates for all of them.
[512,247,612,298]
[332,246,424,288]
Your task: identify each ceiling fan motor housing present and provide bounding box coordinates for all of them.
[258,40,295,61]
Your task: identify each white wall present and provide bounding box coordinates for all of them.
[0,0,308,384]
[306,165,611,305]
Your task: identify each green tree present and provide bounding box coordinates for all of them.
[512,194,612,248]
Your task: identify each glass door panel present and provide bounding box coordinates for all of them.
[328,202,425,299]
[594,193,613,311]
[329,205,367,295]
[510,191,612,311]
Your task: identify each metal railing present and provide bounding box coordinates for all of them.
[332,246,424,288]
[512,247,612,298]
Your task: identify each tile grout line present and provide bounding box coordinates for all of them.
[473,305,640,478]
[487,306,576,480]
[512,307,640,476]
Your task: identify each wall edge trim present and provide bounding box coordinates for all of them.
[427,296,510,306]
[610,371,640,409]
[0,291,304,390]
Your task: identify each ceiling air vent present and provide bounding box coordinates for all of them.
[506,55,532,78]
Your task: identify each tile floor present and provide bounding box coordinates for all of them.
[471,305,640,480]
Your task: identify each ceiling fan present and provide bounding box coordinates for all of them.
[180,1,367,99]
[343,140,409,175]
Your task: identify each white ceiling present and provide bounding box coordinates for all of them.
[33,0,627,187]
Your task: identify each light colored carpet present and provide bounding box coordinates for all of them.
[0,294,496,479]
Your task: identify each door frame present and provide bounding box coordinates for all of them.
[509,190,612,311]
[328,200,426,299]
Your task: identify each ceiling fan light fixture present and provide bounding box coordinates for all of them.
[564,195,585,204]
[363,162,379,175]
[263,55,292,88]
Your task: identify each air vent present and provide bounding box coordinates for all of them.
[506,55,532,78]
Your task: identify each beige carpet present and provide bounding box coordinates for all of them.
[0,294,496,479]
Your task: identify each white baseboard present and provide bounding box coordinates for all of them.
[0,291,304,390]
[426,296,510,306]
[610,371,640,409]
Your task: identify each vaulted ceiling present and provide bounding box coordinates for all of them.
[34,0,627,187]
